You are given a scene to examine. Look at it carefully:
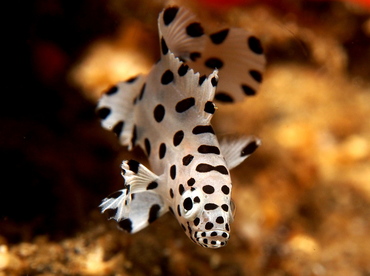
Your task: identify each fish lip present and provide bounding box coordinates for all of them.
[194,230,229,248]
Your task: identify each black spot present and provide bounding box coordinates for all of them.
[183,197,193,210]
[215,92,234,103]
[211,231,217,236]
[196,164,228,175]
[139,83,146,100]
[105,85,118,95]
[220,242,225,246]
[222,232,228,238]
[97,107,111,119]
[154,104,165,122]
[210,29,229,44]
[198,75,206,85]
[186,22,204,37]
[216,216,224,224]
[105,207,118,218]
[181,224,186,231]
[194,218,200,226]
[177,205,181,216]
[204,101,215,114]
[118,218,132,233]
[201,232,206,237]
[241,140,259,156]
[170,165,177,180]
[133,96,138,105]
[216,166,229,174]
[202,185,215,194]
[205,222,214,230]
[159,143,166,159]
[131,125,137,147]
[242,84,256,96]
[127,160,140,174]
[225,223,230,231]
[176,97,195,113]
[112,121,124,137]
[204,239,208,244]
[179,184,185,195]
[194,196,200,203]
[173,130,184,146]
[161,70,174,85]
[198,145,220,154]
[187,178,195,186]
[144,138,151,156]
[211,77,218,87]
[248,36,264,54]
[161,37,168,55]
[148,204,161,223]
[204,203,218,210]
[169,188,174,198]
[107,190,123,199]
[249,70,263,83]
[178,64,189,76]
[192,125,214,135]
[221,204,229,212]
[221,185,230,195]
[196,163,213,173]
[187,222,193,235]
[204,57,224,69]
[190,52,201,61]
[147,181,158,190]
[169,206,175,215]
[126,76,138,83]
[163,6,179,25]
[182,155,194,166]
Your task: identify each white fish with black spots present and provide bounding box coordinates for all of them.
[96,6,265,248]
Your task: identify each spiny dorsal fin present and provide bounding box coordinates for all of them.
[154,50,218,124]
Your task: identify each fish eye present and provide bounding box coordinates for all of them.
[180,189,203,220]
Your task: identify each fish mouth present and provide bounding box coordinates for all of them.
[194,230,229,248]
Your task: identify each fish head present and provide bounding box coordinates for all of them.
[175,176,235,248]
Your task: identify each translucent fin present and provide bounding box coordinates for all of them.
[158,6,206,60]
[219,136,261,170]
[100,160,167,233]
[120,159,159,194]
[188,28,266,103]
[158,6,266,103]
[96,75,147,149]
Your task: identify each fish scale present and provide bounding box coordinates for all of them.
[96,6,265,248]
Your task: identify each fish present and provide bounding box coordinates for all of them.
[96,6,265,248]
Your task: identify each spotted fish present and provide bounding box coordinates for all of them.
[97,6,265,248]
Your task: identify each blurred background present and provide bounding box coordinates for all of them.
[1,0,369,275]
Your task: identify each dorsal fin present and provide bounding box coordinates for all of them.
[154,50,218,124]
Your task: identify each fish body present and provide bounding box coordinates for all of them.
[97,6,265,248]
